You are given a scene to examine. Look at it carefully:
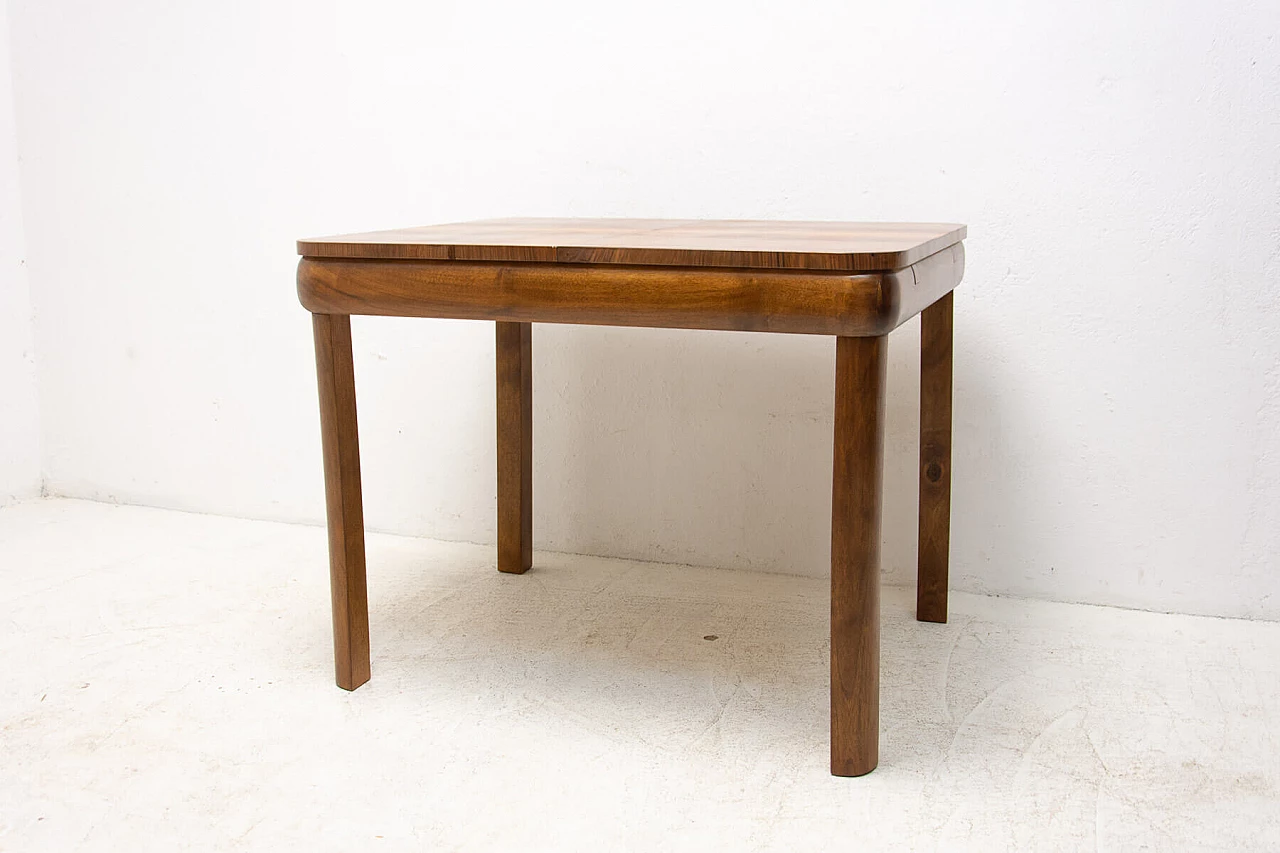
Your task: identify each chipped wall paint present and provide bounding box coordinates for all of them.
[6,0,1280,618]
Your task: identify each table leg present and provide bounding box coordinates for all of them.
[917,292,953,624]
[831,334,886,777]
[312,313,371,691]
[496,321,532,574]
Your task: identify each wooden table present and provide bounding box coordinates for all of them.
[297,218,966,776]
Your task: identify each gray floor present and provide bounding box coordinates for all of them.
[2,499,1277,851]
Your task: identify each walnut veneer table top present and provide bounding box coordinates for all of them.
[298,218,967,272]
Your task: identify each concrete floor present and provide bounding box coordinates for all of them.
[1,499,1277,851]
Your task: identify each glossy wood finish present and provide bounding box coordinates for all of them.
[299,218,965,776]
[299,218,966,272]
[297,241,963,337]
[917,292,954,623]
[830,335,887,777]
[312,313,371,690]
[496,322,532,574]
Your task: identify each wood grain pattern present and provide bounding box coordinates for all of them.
[917,292,953,624]
[496,321,532,574]
[298,218,967,777]
[830,334,887,777]
[297,249,962,338]
[312,313,371,691]
[299,218,966,272]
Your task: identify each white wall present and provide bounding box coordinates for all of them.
[0,0,40,504]
[7,0,1280,619]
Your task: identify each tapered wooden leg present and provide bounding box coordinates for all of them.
[312,313,371,691]
[831,334,887,777]
[917,292,953,624]
[496,321,532,574]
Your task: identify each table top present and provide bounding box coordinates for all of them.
[298,218,966,272]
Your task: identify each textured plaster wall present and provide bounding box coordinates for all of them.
[6,0,1280,618]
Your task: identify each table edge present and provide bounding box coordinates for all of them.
[295,242,964,337]
[296,225,967,273]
